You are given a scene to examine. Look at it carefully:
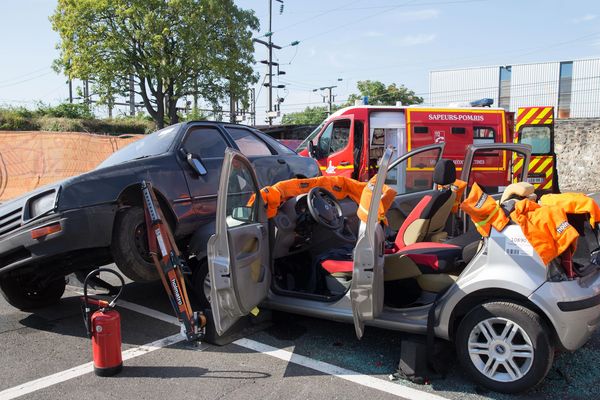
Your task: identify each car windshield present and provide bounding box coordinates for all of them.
[296,121,325,152]
[97,124,180,169]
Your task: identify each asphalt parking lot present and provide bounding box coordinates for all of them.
[2,256,600,400]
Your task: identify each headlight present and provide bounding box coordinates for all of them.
[29,191,58,219]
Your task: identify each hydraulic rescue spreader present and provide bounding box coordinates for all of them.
[141,180,206,341]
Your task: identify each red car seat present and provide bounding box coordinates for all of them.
[392,159,457,250]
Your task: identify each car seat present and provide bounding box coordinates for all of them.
[392,159,457,250]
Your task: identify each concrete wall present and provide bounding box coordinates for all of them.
[554,118,600,192]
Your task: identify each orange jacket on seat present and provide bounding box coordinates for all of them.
[356,175,397,223]
[460,183,510,237]
[510,199,579,265]
[539,192,600,227]
[449,179,467,214]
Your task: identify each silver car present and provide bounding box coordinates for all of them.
[204,143,600,394]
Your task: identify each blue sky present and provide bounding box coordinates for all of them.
[1,0,599,122]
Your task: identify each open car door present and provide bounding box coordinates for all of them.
[207,148,270,336]
[350,144,446,339]
[460,143,532,195]
[350,147,394,339]
[460,143,532,232]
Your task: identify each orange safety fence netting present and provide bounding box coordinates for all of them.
[0,131,143,201]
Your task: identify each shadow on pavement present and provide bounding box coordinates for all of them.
[116,366,271,380]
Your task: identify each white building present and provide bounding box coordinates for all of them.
[429,58,600,118]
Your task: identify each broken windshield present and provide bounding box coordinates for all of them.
[97,124,181,169]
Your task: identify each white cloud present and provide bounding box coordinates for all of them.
[397,33,436,47]
[572,14,596,23]
[395,9,440,21]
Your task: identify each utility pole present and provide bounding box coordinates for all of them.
[229,80,236,123]
[268,0,273,123]
[83,80,90,109]
[249,88,256,126]
[253,0,298,126]
[129,75,135,116]
[313,85,338,116]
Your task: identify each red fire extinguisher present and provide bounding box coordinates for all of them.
[81,268,125,377]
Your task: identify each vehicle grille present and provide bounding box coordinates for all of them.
[0,207,23,237]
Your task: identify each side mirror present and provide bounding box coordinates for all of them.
[308,141,318,159]
[186,153,207,176]
[232,206,254,223]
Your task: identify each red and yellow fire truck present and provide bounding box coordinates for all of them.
[512,106,558,193]
[297,104,557,194]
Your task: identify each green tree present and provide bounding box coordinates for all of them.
[346,80,423,106]
[51,0,258,128]
[281,105,334,125]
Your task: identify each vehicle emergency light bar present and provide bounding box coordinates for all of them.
[469,98,494,107]
[141,180,205,342]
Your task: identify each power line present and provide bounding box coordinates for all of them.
[262,0,364,36]
[0,71,54,89]
[0,67,52,85]
[294,0,420,44]
[274,73,600,105]
[253,76,600,110]
[290,31,600,82]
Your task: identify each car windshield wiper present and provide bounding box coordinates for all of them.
[129,154,154,161]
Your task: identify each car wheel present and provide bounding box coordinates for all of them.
[0,274,66,310]
[455,301,553,394]
[191,259,211,309]
[111,206,159,282]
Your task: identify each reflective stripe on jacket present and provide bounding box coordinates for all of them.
[459,183,510,237]
[356,175,397,223]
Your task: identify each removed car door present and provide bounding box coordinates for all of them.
[207,148,270,336]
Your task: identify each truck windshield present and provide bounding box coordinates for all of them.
[97,124,181,169]
[519,126,551,154]
[296,121,325,152]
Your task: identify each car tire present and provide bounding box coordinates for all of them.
[455,301,553,394]
[0,274,66,310]
[111,206,159,282]
[191,259,211,309]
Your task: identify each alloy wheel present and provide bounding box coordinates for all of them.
[467,317,534,382]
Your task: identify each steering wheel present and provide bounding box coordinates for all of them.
[307,187,344,230]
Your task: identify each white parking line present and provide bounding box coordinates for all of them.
[0,334,185,400]
[2,297,449,400]
[116,301,450,400]
[118,299,180,325]
[233,338,449,400]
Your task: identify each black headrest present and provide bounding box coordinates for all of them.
[433,159,456,185]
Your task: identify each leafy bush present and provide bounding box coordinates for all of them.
[36,116,155,135]
[181,107,209,121]
[34,102,94,119]
[0,107,38,130]
[0,105,156,135]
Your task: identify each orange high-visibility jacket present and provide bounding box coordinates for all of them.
[510,199,579,265]
[254,176,395,221]
[450,179,467,214]
[356,175,397,223]
[539,192,600,227]
[460,183,510,237]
